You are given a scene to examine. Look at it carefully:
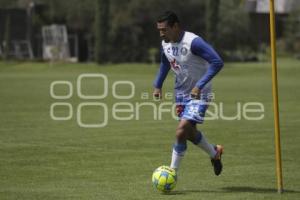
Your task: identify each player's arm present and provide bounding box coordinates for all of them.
[190,37,224,98]
[153,51,171,99]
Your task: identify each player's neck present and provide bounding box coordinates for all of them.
[172,30,184,43]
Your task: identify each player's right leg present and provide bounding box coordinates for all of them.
[170,119,194,171]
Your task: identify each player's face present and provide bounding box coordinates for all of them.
[157,21,176,43]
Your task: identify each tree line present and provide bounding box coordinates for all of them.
[1,0,299,63]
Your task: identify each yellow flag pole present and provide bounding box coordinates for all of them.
[269,0,283,193]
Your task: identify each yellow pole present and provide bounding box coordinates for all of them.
[269,0,283,193]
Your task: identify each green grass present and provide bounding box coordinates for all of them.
[0,59,299,200]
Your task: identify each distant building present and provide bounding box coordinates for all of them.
[245,0,300,13]
[244,0,300,43]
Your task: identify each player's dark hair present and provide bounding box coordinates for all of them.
[157,11,180,27]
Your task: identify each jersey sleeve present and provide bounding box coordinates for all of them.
[153,50,171,89]
[191,37,224,89]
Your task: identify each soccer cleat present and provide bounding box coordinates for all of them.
[211,145,223,176]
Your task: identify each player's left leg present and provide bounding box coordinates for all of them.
[182,99,224,175]
[188,130,223,176]
[188,129,217,158]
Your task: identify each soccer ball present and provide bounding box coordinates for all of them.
[152,165,177,192]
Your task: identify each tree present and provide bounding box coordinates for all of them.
[217,0,252,57]
[3,14,11,60]
[206,0,220,46]
[0,0,18,8]
[284,8,300,53]
[94,0,110,64]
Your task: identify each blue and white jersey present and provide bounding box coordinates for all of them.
[153,31,224,101]
[162,32,211,97]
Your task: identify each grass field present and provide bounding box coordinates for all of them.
[0,58,299,200]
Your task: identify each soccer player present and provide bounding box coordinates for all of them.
[153,11,224,176]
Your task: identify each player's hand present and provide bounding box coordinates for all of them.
[191,87,201,99]
[176,104,184,117]
[153,88,162,100]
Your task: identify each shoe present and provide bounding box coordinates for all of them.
[211,145,223,176]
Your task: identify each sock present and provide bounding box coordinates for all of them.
[193,130,216,158]
[170,142,187,170]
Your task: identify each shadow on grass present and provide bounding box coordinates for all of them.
[162,189,229,195]
[161,190,201,195]
[221,186,300,194]
[165,187,300,195]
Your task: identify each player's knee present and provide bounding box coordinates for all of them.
[173,142,187,154]
[176,127,188,142]
[190,131,202,145]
